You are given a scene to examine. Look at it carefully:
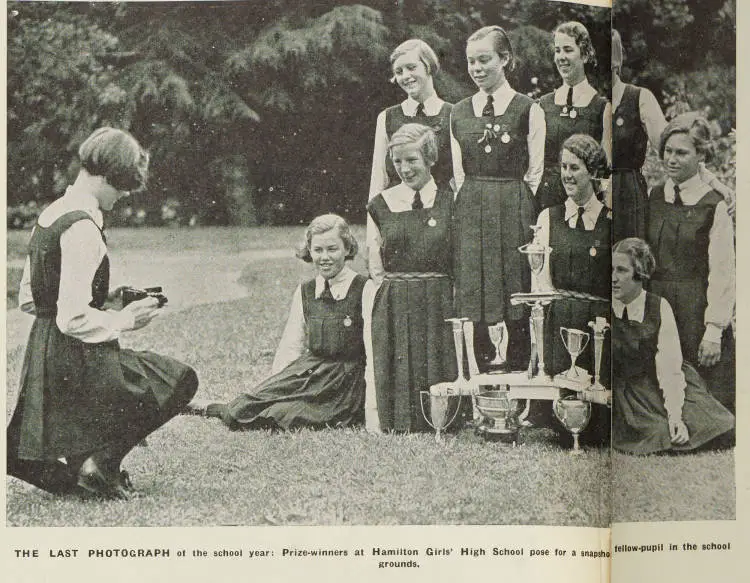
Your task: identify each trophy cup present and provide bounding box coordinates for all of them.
[488,322,507,367]
[588,317,610,391]
[559,327,590,380]
[420,317,469,441]
[553,396,592,454]
[518,225,553,381]
[474,386,519,444]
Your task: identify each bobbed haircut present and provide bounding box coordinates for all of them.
[388,123,438,167]
[613,238,656,282]
[78,127,149,192]
[561,134,611,179]
[296,214,359,263]
[658,112,714,164]
[389,39,440,82]
[554,21,597,68]
[467,26,516,72]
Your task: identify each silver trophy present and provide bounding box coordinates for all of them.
[488,321,507,367]
[518,225,553,381]
[553,396,592,454]
[474,387,519,444]
[559,327,590,380]
[420,317,469,442]
[588,317,610,391]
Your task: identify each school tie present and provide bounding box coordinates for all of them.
[566,86,574,111]
[412,190,424,210]
[673,184,683,206]
[575,206,586,231]
[621,306,629,322]
[415,102,425,118]
[320,279,334,300]
[482,95,494,117]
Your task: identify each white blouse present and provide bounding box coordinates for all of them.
[657,175,735,345]
[450,81,545,195]
[271,266,375,374]
[368,94,446,201]
[612,290,685,421]
[612,77,667,151]
[365,178,438,284]
[553,78,613,163]
[18,188,135,343]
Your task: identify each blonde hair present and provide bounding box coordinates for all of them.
[78,127,149,191]
[388,123,438,166]
[389,39,440,83]
[613,238,656,282]
[659,112,714,164]
[296,214,359,263]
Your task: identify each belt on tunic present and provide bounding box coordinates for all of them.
[384,272,451,281]
[465,176,520,183]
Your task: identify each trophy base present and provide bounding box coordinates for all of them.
[553,368,592,390]
[476,423,518,445]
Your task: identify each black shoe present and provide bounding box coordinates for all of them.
[77,458,129,500]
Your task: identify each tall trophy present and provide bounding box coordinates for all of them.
[518,225,552,381]
[420,317,469,442]
[559,327,590,380]
[553,396,592,454]
[588,317,610,391]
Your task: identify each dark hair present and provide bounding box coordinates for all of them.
[467,26,516,71]
[78,127,149,191]
[554,21,597,68]
[613,238,656,281]
[296,214,359,263]
[388,123,438,167]
[561,134,611,179]
[658,112,714,164]
[389,39,440,83]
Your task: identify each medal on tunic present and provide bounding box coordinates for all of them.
[501,132,510,144]
[493,124,501,132]
[616,117,624,127]
[484,145,492,153]
[561,106,569,116]
[343,315,352,327]
[589,247,597,257]
[428,218,437,227]
[569,109,578,119]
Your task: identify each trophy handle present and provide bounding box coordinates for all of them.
[419,390,463,442]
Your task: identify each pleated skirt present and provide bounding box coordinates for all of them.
[222,353,365,430]
[612,168,648,242]
[613,363,734,455]
[371,273,457,432]
[8,316,198,461]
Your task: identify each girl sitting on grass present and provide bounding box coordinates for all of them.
[187,214,375,430]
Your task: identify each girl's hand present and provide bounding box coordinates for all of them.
[103,285,128,310]
[122,297,160,330]
[698,338,721,368]
[668,418,689,445]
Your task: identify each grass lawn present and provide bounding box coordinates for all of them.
[5,226,735,526]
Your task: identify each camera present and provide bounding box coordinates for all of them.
[121,286,168,308]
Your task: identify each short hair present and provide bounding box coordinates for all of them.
[612,29,623,71]
[554,21,597,68]
[389,39,440,83]
[561,134,611,179]
[467,26,516,72]
[78,127,149,191]
[296,214,359,263]
[613,238,656,281]
[658,112,714,163]
[388,123,438,167]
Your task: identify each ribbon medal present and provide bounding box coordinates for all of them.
[561,106,569,117]
[501,132,511,144]
[569,109,578,119]
[427,217,437,227]
[343,315,352,327]
[616,117,624,127]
